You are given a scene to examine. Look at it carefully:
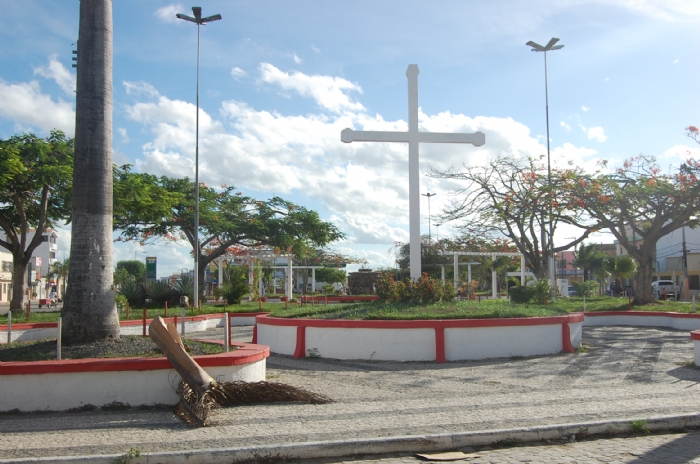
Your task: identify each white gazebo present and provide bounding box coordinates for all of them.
[439,251,526,299]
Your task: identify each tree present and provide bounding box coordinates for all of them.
[572,243,608,281]
[0,132,73,311]
[315,268,347,286]
[561,152,700,305]
[428,156,594,280]
[51,259,70,298]
[113,167,345,301]
[62,0,119,344]
[116,260,146,281]
[603,256,637,296]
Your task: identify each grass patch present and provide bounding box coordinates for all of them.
[268,299,569,320]
[631,419,650,434]
[0,336,225,362]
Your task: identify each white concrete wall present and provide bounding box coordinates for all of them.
[570,321,583,348]
[0,359,265,412]
[444,324,562,361]
[694,339,700,367]
[583,314,700,331]
[256,324,298,355]
[306,327,435,361]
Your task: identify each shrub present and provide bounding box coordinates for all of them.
[115,293,128,312]
[533,279,551,304]
[147,281,175,306]
[214,266,249,304]
[172,275,194,301]
[377,272,454,304]
[572,280,599,297]
[509,285,537,304]
[322,283,336,294]
[118,281,145,307]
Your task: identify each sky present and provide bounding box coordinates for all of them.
[1,0,699,278]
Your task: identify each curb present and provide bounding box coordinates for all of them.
[4,412,699,464]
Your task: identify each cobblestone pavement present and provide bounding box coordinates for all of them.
[0,326,699,461]
[306,431,700,463]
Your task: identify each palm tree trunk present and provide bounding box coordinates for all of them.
[62,0,119,344]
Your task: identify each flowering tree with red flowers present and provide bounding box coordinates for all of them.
[561,140,700,304]
[428,156,595,280]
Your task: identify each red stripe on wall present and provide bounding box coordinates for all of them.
[562,322,575,353]
[293,325,306,358]
[435,327,446,363]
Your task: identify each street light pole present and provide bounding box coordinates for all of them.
[435,223,442,244]
[422,192,436,246]
[526,37,564,300]
[177,7,221,317]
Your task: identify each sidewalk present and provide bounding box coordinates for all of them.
[0,326,699,463]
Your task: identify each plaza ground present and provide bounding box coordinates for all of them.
[0,324,699,462]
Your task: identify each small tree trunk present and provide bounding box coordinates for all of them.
[10,260,28,311]
[633,255,656,305]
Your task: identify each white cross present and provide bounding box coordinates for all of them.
[341,64,485,280]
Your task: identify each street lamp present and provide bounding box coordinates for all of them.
[177,6,221,322]
[422,192,436,245]
[435,223,442,244]
[526,37,564,299]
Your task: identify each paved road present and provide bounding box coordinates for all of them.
[0,326,699,462]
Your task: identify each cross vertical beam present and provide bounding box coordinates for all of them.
[341,65,485,280]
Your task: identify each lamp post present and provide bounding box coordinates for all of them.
[435,223,442,244]
[422,192,436,245]
[526,37,564,300]
[177,7,222,316]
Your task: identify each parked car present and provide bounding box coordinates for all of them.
[567,286,577,297]
[651,280,681,300]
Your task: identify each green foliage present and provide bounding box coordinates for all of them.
[113,268,134,288]
[172,275,194,301]
[322,283,336,294]
[572,243,608,281]
[116,260,146,281]
[376,272,454,304]
[146,281,174,305]
[115,294,128,312]
[533,279,551,304]
[572,280,599,297]
[509,285,537,304]
[630,419,650,434]
[117,281,145,307]
[214,265,249,304]
[315,267,347,285]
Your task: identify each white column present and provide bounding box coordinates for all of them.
[312,267,316,292]
[441,265,445,283]
[521,255,526,286]
[453,254,458,290]
[407,65,421,281]
[287,256,293,298]
[248,259,254,301]
[468,263,473,283]
[218,256,224,287]
[492,270,497,299]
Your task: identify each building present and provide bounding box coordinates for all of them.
[0,249,12,303]
[0,228,60,302]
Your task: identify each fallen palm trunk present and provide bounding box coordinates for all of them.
[148,316,332,426]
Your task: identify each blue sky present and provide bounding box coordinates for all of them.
[1,1,699,277]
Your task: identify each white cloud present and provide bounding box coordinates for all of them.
[230,67,246,80]
[33,54,75,95]
[154,4,184,24]
[292,53,302,64]
[0,79,74,136]
[581,105,590,112]
[660,144,700,162]
[259,63,364,113]
[586,126,608,142]
[117,127,129,143]
[560,121,571,131]
[673,59,679,64]
[610,0,700,20]
[311,45,320,53]
[123,76,605,252]
[124,81,160,99]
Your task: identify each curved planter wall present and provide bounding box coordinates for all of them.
[0,342,269,412]
[691,330,700,366]
[255,314,583,362]
[583,311,700,331]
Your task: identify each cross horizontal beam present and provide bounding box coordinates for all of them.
[341,128,485,146]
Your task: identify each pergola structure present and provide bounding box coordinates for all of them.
[439,251,526,299]
[270,265,325,293]
[231,251,293,300]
